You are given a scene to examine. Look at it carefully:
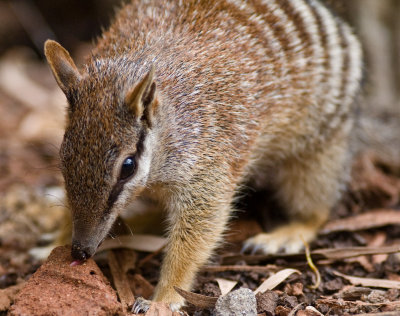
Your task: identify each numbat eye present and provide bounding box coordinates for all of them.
[120,156,136,180]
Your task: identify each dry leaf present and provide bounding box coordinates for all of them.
[215,278,237,296]
[254,269,301,294]
[321,209,400,234]
[334,271,400,289]
[174,287,218,308]
[108,250,135,312]
[222,244,400,265]
[312,245,400,261]
[98,234,166,253]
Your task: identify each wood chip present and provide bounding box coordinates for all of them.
[98,234,166,253]
[334,271,400,289]
[254,269,301,294]
[174,287,218,308]
[215,278,237,296]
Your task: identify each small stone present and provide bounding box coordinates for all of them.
[215,288,257,316]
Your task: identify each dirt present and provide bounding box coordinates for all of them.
[8,246,123,316]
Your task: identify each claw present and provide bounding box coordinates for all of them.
[250,244,263,255]
[132,297,151,314]
[240,242,251,254]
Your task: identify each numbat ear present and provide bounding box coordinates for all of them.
[44,40,81,97]
[125,66,157,127]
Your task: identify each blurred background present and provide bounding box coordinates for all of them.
[0,0,399,288]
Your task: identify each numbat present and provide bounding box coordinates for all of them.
[45,0,363,312]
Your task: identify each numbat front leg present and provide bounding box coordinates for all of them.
[135,190,231,311]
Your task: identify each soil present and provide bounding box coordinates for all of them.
[8,246,123,316]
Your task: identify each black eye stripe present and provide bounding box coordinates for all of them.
[135,129,146,157]
[105,181,124,215]
[104,128,148,215]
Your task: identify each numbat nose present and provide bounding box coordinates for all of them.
[71,241,93,261]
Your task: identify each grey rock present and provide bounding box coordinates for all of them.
[214,288,257,316]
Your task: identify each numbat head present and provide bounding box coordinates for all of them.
[45,0,362,311]
[45,40,158,260]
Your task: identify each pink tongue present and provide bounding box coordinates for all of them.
[70,260,83,267]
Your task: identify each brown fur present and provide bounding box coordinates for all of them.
[44,0,363,311]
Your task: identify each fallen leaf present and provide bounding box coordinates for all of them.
[254,269,301,294]
[312,245,400,261]
[334,271,400,289]
[108,250,135,311]
[174,287,218,308]
[98,234,166,253]
[222,244,400,265]
[215,278,237,296]
[321,209,400,234]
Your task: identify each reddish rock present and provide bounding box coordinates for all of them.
[8,245,123,316]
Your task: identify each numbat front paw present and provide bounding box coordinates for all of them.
[132,297,151,314]
[132,297,183,314]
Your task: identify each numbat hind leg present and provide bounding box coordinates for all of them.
[244,135,350,254]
